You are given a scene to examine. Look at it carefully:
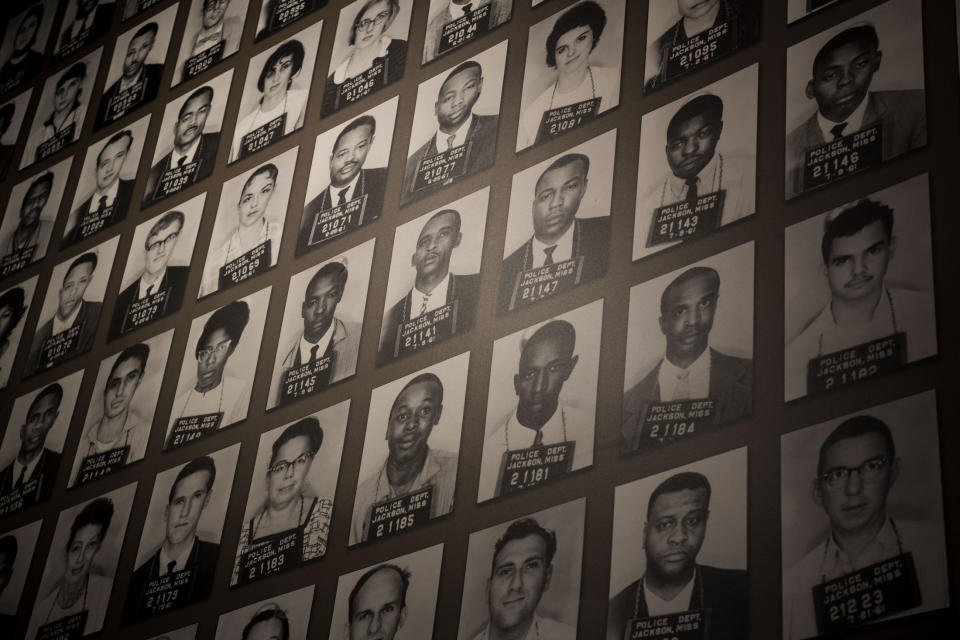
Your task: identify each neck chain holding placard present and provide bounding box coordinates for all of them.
[818,287,898,357]
[634,565,704,618]
[819,517,905,583]
[504,407,567,450]
[247,92,288,137]
[254,494,304,537]
[89,414,132,456]
[548,66,596,111]
[224,219,269,269]
[660,154,724,208]
[179,378,225,421]
[46,573,89,623]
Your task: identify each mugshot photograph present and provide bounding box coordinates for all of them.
[25,482,136,640]
[784,174,937,401]
[784,0,926,199]
[164,287,271,449]
[787,0,842,23]
[0,158,71,278]
[349,352,469,545]
[607,447,749,640]
[256,0,327,41]
[0,520,43,626]
[633,65,758,262]
[63,115,150,248]
[458,498,585,639]
[268,241,374,409]
[621,242,754,455]
[20,47,102,169]
[53,0,116,61]
[229,26,319,163]
[401,40,507,205]
[122,0,171,20]
[67,330,174,489]
[93,5,176,130]
[25,236,120,377]
[0,89,32,179]
[123,445,240,624]
[644,0,760,93]
[516,0,623,152]
[0,370,82,517]
[781,391,949,639]
[0,276,39,390]
[147,624,198,640]
[109,195,204,341]
[172,0,248,87]
[214,585,314,640]
[231,401,349,586]
[320,0,410,117]
[328,543,444,640]
[422,0,512,64]
[0,1,56,96]
[377,189,487,365]
[199,148,296,298]
[299,96,397,254]
[497,130,615,315]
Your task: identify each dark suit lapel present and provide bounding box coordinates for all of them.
[805,112,825,147]
[690,566,704,609]
[402,290,414,322]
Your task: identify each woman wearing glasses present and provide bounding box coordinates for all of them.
[321,0,407,116]
[231,418,332,585]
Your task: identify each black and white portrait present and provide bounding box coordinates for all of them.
[478,301,601,503]
[0,157,72,278]
[516,0,623,152]
[172,0,248,87]
[784,0,926,199]
[0,276,39,389]
[377,189,488,364]
[633,64,757,261]
[0,89,33,179]
[164,286,271,449]
[607,447,749,640]
[320,0,411,117]
[199,147,297,297]
[93,4,176,129]
[108,194,205,340]
[0,519,43,626]
[0,1,56,95]
[122,0,172,20]
[458,498,585,639]
[422,0,512,64]
[25,482,137,640]
[329,543,444,640]
[781,391,949,639]
[146,624,198,640]
[214,586,314,640]
[784,174,936,401]
[229,23,320,163]
[63,114,151,247]
[53,0,116,61]
[299,96,398,253]
[349,352,469,545]
[25,236,120,377]
[230,400,349,586]
[497,130,615,315]
[0,370,82,516]
[269,240,374,409]
[67,329,175,488]
[621,242,754,454]
[20,47,102,169]
[787,0,843,23]
[401,40,507,205]
[644,0,761,93]
[123,444,240,623]
[256,0,327,41]
[143,70,233,207]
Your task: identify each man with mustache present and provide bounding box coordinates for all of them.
[0,171,55,272]
[57,0,115,56]
[349,373,458,545]
[0,3,45,93]
[784,199,934,400]
[607,472,747,640]
[0,383,62,508]
[346,564,410,640]
[124,455,220,623]
[95,21,163,128]
[620,266,752,452]
[785,24,926,198]
[64,129,135,246]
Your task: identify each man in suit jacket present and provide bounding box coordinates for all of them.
[64,130,135,247]
[401,61,498,204]
[607,471,748,640]
[143,86,220,206]
[123,456,221,624]
[497,153,610,314]
[422,0,512,64]
[620,266,752,453]
[0,383,63,507]
[299,115,387,252]
[378,209,480,362]
[785,24,926,198]
[0,3,46,93]
[58,0,115,54]
[0,103,16,179]
[95,21,163,128]
[179,0,243,83]
[108,211,190,340]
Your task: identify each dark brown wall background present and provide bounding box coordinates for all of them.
[0,0,957,638]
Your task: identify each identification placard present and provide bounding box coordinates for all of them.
[437,4,492,56]
[647,190,725,246]
[334,62,386,109]
[37,123,76,161]
[76,445,130,486]
[638,399,716,447]
[138,568,197,618]
[184,40,225,81]
[154,160,201,201]
[73,203,119,241]
[412,142,471,192]
[806,332,906,394]
[804,125,883,192]
[267,0,309,32]
[238,528,301,585]
[369,486,433,541]
[103,79,147,122]
[0,475,42,516]
[307,193,368,247]
[625,609,711,640]
[509,256,584,311]
[497,441,574,497]
[166,411,223,448]
[39,322,84,370]
[218,239,271,290]
[393,301,458,358]
[0,246,36,277]
[120,288,171,334]
[280,352,335,404]
[36,610,88,640]
[535,97,601,145]
[662,20,733,85]
[239,114,286,160]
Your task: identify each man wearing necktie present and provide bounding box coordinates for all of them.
[422,0,512,64]
[94,21,164,129]
[785,23,927,198]
[64,130,136,247]
[57,0,115,56]
[0,383,63,509]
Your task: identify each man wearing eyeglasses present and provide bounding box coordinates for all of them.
[782,415,947,639]
[64,129,136,246]
[109,211,190,340]
[180,0,242,83]
[0,383,63,510]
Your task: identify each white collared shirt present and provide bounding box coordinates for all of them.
[657,348,711,402]
[531,221,575,267]
[87,179,121,214]
[171,135,202,167]
[299,321,334,364]
[193,23,224,55]
[435,116,471,152]
[138,268,167,299]
[666,152,722,202]
[52,300,83,335]
[118,68,143,93]
[332,36,392,83]
[817,95,869,141]
[448,0,490,18]
[11,452,43,487]
[643,575,696,616]
[410,274,450,318]
[328,171,361,205]
[159,536,196,575]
